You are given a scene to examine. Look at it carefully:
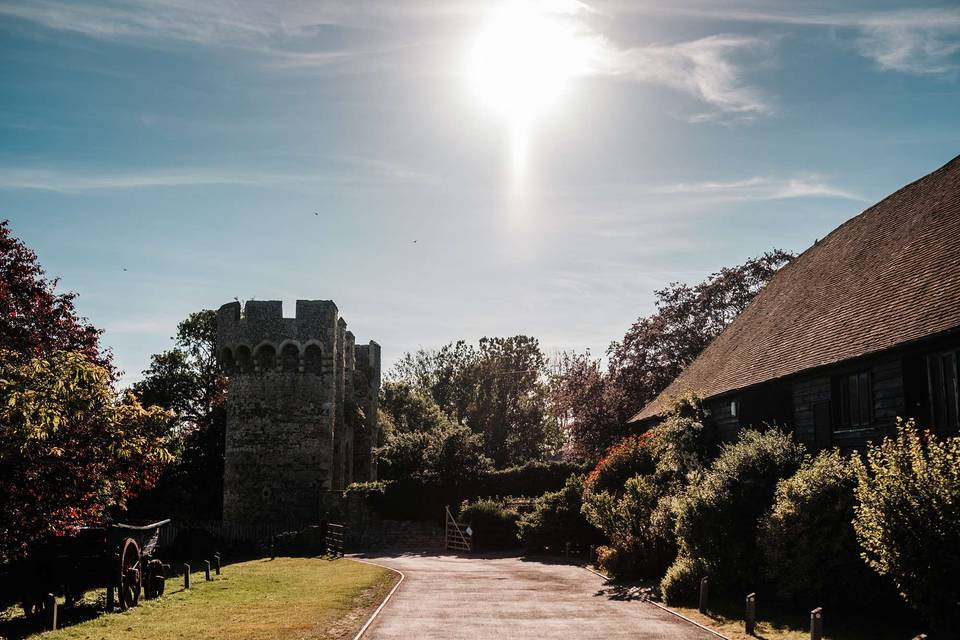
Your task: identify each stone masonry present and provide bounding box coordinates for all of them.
[217,300,380,526]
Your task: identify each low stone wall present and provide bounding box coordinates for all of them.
[319,492,444,551]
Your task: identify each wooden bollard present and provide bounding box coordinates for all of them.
[745,593,756,635]
[204,560,211,581]
[45,594,57,630]
[270,536,276,560]
[565,542,571,558]
[589,545,595,564]
[214,554,221,575]
[183,564,191,589]
[810,607,823,640]
[698,577,709,614]
[106,586,114,611]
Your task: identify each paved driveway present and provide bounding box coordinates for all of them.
[357,552,718,640]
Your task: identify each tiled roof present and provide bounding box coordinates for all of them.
[631,154,960,423]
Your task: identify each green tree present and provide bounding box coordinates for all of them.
[391,335,556,467]
[0,350,175,558]
[131,310,226,518]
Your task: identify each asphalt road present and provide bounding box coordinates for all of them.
[357,552,719,640]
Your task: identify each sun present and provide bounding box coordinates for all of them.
[467,2,589,128]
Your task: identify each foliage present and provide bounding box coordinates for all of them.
[660,554,711,605]
[852,419,960,634]
[551,251,793,461]
[759,449,879,607]
[669,428,805,597]
[580,395,709,579]
[458,499,520,550]
[378,380,450,434]
[0,220,106,368]
[517,474,601,551]
[483,460,588,498]
[0,350,176,559]
[375,418,492,484]
[582,433,655,497]
[390,336,559,467]
[130,310,226,518]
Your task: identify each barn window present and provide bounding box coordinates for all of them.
[928,351,959,435]
[837,371,871,429]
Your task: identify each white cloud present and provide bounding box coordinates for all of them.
[610,3,960,77]
[0,162,435,193]
[651,174,866,202]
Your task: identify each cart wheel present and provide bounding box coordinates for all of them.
[143,559,165,599]
[117,538,142,610]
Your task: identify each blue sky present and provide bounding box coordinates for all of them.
[1,0,958,387]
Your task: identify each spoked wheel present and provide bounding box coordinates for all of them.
[21,596,45,620]
[117,538,142,611]
[143,559,165,599]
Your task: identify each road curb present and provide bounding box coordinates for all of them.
[580,564,729,640]
[349,558,406,640]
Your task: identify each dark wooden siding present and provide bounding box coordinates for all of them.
[706,396,740,442]
[871,359,904,426]
[792,376,831,449]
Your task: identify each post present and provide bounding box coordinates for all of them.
[45,594,57,630]
[698,577,709,614]
[565,542,571,559]
[183,563,191,589]
[589,545,595,564]
[214,553,221,575]
[270,535,275,560]
[106,586,114,611]
[810,607,823,640]
[204,560,211,581]
[745,593,756,635]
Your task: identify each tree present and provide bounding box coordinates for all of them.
[0,350,175,559]
[0,219,105,367]
[375,418,492,484]
[379,380,451,434]
[130,311,226,518]
[390,335,557,467]
[552,250,793,461]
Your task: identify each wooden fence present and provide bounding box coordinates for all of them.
[156,520,295,549]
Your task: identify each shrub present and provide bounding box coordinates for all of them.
[671,427,806,595]
[660,554,711,605]
[517,475,601,552]
[583,433,655,497]
[853,419,960,635]
[759,449,881,607]
[459,499,520,550]
[484,460,588,497]
[376,420,492,484]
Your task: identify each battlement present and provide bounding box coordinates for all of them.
[217,299,340,349]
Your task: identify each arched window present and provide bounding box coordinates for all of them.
[255,344,276,372]
[281,343,300,372]
[304,344,323,375]
[235,345,252,374]
[221,347,236,374]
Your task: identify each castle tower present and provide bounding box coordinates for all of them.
[217,300,380,526]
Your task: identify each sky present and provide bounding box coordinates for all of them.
[1,0,958,387]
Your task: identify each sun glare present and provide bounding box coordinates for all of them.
[468,2,588,130]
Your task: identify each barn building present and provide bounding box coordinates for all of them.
[631,155,960,449]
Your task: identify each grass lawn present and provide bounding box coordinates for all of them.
[1,557,398,640]
[668,600,924,640]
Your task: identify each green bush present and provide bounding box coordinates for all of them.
[671,427,806,595]
[660,554,711,605]
[853,419,960,635]
[484,460,588,497]
[582,475,674,578]
[459,499,520,550]
[517,475,601,552]
[759,449,880,607]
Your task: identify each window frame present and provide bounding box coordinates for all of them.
[927,350,960,435]
[835,370,872,431]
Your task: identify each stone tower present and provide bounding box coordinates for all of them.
[217,300,380,526]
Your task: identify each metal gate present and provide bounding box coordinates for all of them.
[444,506,471,552]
